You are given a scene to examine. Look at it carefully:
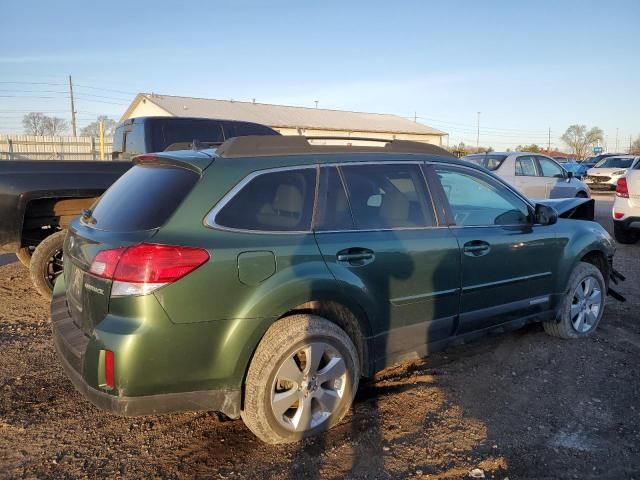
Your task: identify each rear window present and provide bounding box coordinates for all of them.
[462,154,507,171]
[89,165,198,232]
[150,120,225,152]
[215,168,316,232]
[224,122,278,139]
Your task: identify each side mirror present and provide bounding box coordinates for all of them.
[535,204,558,226]
[566,170,573,182]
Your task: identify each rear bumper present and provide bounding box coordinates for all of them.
[50,295,241,418]
[614,217,640,230]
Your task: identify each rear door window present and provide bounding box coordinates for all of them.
[463,154,507,171]
[340,164,434,229]
[315,167,355,231]
[89,165,199,232]
[515,156,537,176]
[215,168,317,231]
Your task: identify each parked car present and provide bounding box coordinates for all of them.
[52,136,618,444]
[584,153,625,170]
[585,155,640,191]
[612,161,640,244]
[552,156,588,179]
[462,152,590,199]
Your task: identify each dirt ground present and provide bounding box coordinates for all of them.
[1,195,639,479]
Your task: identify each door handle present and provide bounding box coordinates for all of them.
[463,241,491,257]
[337,248,375,265]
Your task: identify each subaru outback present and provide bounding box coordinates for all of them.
[51,136,618,444]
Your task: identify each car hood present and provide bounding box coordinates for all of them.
[535,197,595,221]
[587,167,626,176]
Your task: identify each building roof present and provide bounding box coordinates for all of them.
[121,94,447,136]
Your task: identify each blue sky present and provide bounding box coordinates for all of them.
[1,0,638,150]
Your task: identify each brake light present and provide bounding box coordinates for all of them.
[616,178,629,198]
[88,243,209,296]
[105,350,115,389]
[613,211,625,219]
[133,154,158,163]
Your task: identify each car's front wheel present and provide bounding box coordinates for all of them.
[241,314,359,444]
[544,262,605,339]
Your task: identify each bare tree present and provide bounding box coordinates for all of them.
[43,117,68,136]
[80,116,117,137]
[561,125,604,160]
[631,136,640,155]
[22,112,48,136]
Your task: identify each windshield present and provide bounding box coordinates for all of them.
[594,157,634,169]
[462,154,507,171]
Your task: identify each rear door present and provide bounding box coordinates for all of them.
[512,155,547,198]
[313,162,460,367]
[430,164,562,333]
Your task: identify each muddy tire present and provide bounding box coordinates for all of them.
[29,231,66,300]
[613,223,638,245]
[16,247,33,267]
[241,314,359,444]
[544,262,605,339]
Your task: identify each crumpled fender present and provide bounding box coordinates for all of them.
[536,197,595,221]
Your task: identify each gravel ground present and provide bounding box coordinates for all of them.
[1,195,639,479]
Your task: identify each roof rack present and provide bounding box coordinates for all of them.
[215,135,454,158]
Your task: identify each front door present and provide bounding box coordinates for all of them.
[431,164,562,334]
[537,156,575,198]
[313,163,460,368]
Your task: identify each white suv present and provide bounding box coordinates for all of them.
[586,155,640,191]
[612,161,640,244]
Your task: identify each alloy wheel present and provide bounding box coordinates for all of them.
[570,275,602,333]
[270,342,347,432]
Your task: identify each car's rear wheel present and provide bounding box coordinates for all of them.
[29,230,66,300]
[613,223,638,244]
[576,191,589,198]
[241,314,359,444]
[544,262,605,339]
[16,247,34,267]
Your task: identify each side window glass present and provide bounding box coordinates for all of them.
[215,169,316,231]
[340,164,434,229]
[123,123,146,156]
[515,156,537,176]
[315,167,355,230]
[538,157,565,178]
[435,167,530,226]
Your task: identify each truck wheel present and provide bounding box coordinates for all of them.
[29,230,66,300]
[241,314,359,444]
[613,223,638,244]
[16,247,34,267]
[544,262,605,339]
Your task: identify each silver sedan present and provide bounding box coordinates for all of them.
[462,152,591,199]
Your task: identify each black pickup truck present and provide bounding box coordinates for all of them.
[0,116,279,298]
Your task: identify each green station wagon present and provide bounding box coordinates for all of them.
[51,136,618,444]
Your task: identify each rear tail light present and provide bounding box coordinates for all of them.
[89,243,209,296]
[105,350,115,389]
[613,211,625,219]
[133,154,158,163]
[616,178,629,198]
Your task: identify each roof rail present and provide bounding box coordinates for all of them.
[215,135,454,158]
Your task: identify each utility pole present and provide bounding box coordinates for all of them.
[314,100,318,109]
[68,75,77,137]
[548,127,551,153]
[476,112,481,149]
[615,128,619,152]
[99,119,105,160]
[630,135,633,153]
[414,112,417,123]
